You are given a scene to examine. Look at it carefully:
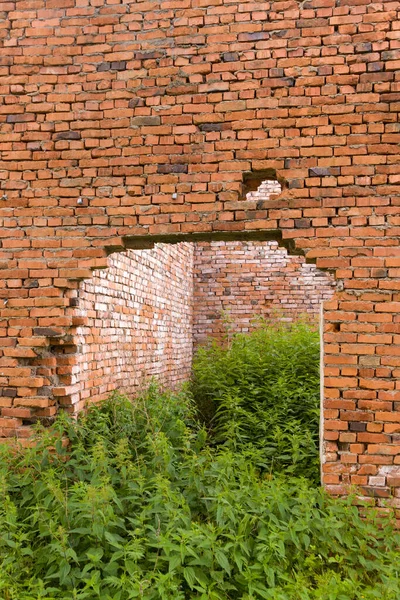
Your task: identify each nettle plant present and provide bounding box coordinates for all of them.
[192,318,321,483]
[0,322,399,599]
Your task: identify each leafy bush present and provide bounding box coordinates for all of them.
[192,319,321,482]
[0,385,399,599]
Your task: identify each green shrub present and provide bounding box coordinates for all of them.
[192,319,321,482]
[0,386,399,600]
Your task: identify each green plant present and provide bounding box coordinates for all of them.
[0,383,399,599]
[192,319,321,482]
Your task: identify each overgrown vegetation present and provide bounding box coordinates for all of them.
[1,322,399,599]
[192,320,321,483]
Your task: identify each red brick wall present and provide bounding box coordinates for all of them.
[193,240,335,345]
[1,0,400,507]
[72,243,193,411]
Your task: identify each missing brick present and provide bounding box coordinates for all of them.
[240,169,286,201]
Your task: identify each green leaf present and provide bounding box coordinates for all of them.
[184,567,196,589]
[215,549,231,574]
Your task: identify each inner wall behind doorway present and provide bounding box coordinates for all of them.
[73,240,335,406]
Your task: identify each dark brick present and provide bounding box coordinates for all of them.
[382,51,399,61]
[137,86,165,98]
[356,42,372,53]
[37,387,53,397]
[349,422,367,432]
[111,61,127,71]
[3,388,17,398]
[270,68,284,77]
[97,62,111,72]
[272,29,288,38]
[198,123,223,132]
[134,51,165,60]
[309,167,331,177]
[33,327,62,337]
[361,486,390,498]
[157,163,188,174]
[222,52,239,62]
[295,218,311,229]
[288,179,303,189]
[371,268,388,278]
[367,62,383,72]
[131,116,161,127]
[54,131,81,141]
[6,113,35,123]
[239,32,269,42]
[128,98,145,108]
[168,84,198,96]
[24,279,39,288]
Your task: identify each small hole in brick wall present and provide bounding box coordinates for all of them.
[249,179,283,210]
[326,322,340,332]
[241,169,284,201]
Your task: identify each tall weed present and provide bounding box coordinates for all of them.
[192,319,321,482]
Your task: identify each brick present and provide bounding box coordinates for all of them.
[54,131,82,141]
[131,116,161,127]
[0,418,22,429]
[368,445,400,456]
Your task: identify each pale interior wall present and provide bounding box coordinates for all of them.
[73,243,194,409]
[192,240,335,346]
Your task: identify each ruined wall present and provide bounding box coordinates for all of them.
[72,235,332,407]
[193,240,335,345]
[1,0,400,505]
[72,243,193,411]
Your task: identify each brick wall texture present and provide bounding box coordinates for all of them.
[1,0,400,507]
[193,240,335,345]
[74,243,194,411]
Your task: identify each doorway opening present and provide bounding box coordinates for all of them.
[69,176,335,412]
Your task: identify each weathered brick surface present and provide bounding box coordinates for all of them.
[0,0,399,509]
[72,244,194,412]
[191,180,335,342]
[193,240,334,345]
